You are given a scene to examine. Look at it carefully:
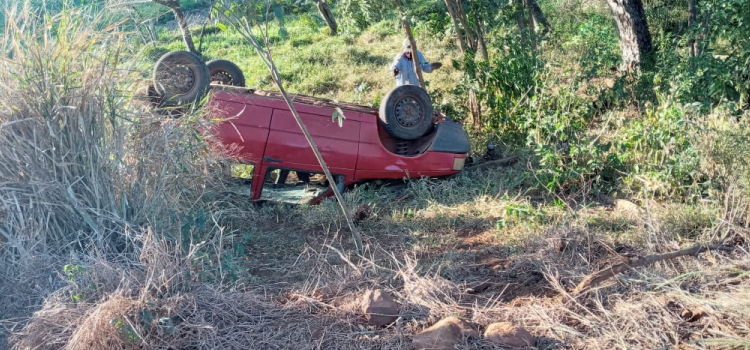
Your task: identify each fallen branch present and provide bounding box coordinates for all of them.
[465,156,519,171]
[572,244,736,295]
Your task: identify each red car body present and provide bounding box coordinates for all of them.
[207,85,470,203]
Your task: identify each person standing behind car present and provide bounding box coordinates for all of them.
[391,38,442,87]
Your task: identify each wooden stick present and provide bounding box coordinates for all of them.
[218,9,363,253]
[572,244,736,295]
[394,0,425,89]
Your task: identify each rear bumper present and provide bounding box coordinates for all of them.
[427,119,471,155]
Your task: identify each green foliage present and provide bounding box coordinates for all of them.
[126,0,208,26]
[454,30,624,196]
[364,20,398,40]
[64,263,95,303]
[413,11,450,39]
[297,12,322,33]
[526,89,624,196]
[699,115,750,189]
[617,101,703,199]
[339,0,394,34]
[645,0,750,108]
[454,32,542,138]
[63,263,87,283]
[504,203,546,223]
[142,45,171,62]
[231,163,255,179]
[562,13,621,77]
[651,31,737,108]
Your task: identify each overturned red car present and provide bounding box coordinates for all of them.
[150,51,470,204]
[207,85,470,204]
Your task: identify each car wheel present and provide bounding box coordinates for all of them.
[207,59,246,87]
[153,51,210,106]
[378,85,433,140]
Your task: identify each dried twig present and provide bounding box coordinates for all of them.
[573,244,736,295]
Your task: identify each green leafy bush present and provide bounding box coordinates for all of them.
[454,32,542,138]
[453,32,627,196]
[525,88,624,196]
[339,0,394,34]
[562,13,621,76]
[617,101,703,199]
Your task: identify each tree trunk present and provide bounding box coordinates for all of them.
[606,0,653,71]
[454,0,477,51]
[696,8,710,57]
[174,7,197,54]
[688,0,697,57]
[153,0,198,55]
[472,10,489,60]
[171,4,197,54]
[312,0,338,35]
[514,0,528,46]
[469,89,481,129]
[443,0,484,125]
[525,0,537,34]
[524,0,537,52]
[443,0,467,53]
[528,0,551,35]
[394,0,425,89]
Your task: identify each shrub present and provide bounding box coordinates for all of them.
[454,31,543,139]
[454,30,624,197]
[561,13,621,77]
[616,101,703,199]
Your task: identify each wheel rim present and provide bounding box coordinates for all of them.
[210,69,233,85]
[394,96,425,129]
[156,59,197,94]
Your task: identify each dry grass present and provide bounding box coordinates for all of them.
[0,5,237,347]
[9,202,750,349]
[11,230,414,350]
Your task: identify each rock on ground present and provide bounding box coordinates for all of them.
[412,316,479,350]
[484,322,534,348]
[614,199,643,217]
[360,289,399,327]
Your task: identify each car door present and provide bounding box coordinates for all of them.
[263,104,361,178]
[210,97,273,165]
[209,95,273,200]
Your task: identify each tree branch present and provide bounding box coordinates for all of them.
[572,244,736,295]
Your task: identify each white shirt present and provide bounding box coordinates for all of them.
[391,50,433,86]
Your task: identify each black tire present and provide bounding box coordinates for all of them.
[378,85,433,140]
[207,59,246,87]
[153,51,210,106]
